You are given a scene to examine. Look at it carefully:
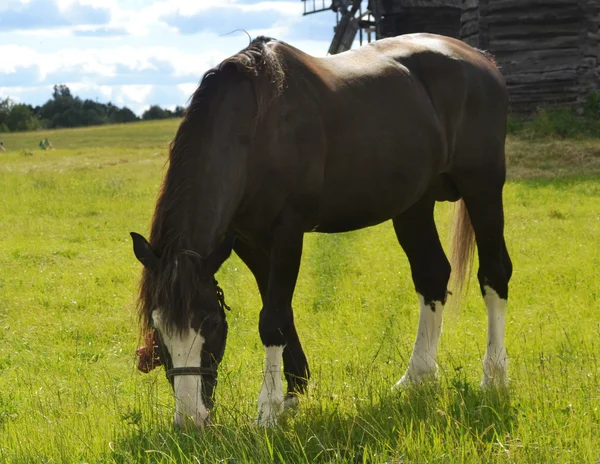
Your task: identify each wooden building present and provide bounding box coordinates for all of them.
[462,0,600,113]
[302,0,600,114]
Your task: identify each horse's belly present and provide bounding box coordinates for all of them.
[313,177,428,233]
[312,213,391,233]
[310,131,443,231]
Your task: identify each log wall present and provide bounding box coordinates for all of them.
[461,0,600,113]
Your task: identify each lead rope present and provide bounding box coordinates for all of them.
[214,279,231,312]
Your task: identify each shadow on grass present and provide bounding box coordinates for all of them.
[106,380,517,463]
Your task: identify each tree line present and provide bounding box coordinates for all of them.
[0,85,185,133]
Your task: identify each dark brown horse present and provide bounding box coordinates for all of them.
[131,33,512,428]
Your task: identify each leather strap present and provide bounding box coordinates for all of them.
[166,366,214,378]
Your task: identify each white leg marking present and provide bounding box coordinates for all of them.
[152,310,209,428]
[481,286,508,387]
[395,294,444,388]
[257,345,284,427]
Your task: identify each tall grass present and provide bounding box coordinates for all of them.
[508,93,600,140]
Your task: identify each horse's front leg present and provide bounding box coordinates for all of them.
[258,311,308,426]
[251,226,307,427]
[233,234,309,426]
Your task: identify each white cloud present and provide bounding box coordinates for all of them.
[0,0,339,113]
[0,85,52,103]
[121,84,153,103]
[0,0,112,32]
[0,44,233,81]
[0,45,39,73]
[177,83,199,98]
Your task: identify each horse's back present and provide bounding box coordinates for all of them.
[371,34,509,175]
[320,33,506,106]
[318,33,508,142]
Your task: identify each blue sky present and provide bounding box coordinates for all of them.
[0,0,349,115]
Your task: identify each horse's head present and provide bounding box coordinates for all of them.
[130,232,233,428]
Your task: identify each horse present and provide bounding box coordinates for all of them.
[130,33,512,428]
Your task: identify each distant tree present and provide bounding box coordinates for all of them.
[53,84,72,99]
[0,98,12,127]
[0,98,39,132]
[2,86,179,131]
[174,105,186,117]
[40,85,79,127]
[48,101,83,128]
[80,99,108,126]
[142,105,175,120]
[5,104,40,132]
[110,107,138,123]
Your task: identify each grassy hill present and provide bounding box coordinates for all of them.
[0,119,179,152]
[2,117,600,178]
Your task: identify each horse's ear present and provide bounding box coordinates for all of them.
[130,232,159,272]
[206,235,235,275]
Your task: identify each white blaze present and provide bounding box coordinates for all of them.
[395,294,444,387]
[152,310,208,427]
[481,286,508,386]
[257,345,284,427]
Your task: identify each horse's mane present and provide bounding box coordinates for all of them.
[475,48,499,68]
[136,36,286,335]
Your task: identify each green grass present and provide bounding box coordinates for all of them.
[508,108,600,140]
[1,121,599,462]
[507,94,600,140]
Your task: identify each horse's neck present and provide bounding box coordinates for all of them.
[162,76,257,256]
[172,159,244,257]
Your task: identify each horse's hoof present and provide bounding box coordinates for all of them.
[392,375,412,391]
[393,369,437,391]
[480,375,508,390]
[257,398,283,428]
[284,395,299,410]
[283,395,300,410]
[256,412,280,428]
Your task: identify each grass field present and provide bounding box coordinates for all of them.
[1,120,599,463]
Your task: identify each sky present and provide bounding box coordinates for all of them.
[0,0,352,115]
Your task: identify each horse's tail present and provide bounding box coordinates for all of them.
[449,198,476,307]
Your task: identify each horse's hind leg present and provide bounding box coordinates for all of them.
[392,197,451,387]
[459,182,513,387]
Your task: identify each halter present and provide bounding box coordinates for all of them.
[166,366,216,378]
[165,280,227,379]
[214,279,230,312]
[151,279,230,379]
